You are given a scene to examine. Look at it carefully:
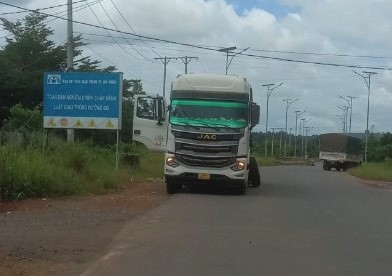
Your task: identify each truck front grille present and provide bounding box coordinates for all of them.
[176,142,237,154]
[176,155,235,168]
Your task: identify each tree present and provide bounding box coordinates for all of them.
[0,12,119,128]
[0,13,65,112]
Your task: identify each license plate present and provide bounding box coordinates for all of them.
[198,173,210,180]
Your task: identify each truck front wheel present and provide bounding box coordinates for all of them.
[249,157,261,187]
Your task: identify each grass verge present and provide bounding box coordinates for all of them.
[0,137,164,201]
[254,156,281,166]
[350,161,392,182]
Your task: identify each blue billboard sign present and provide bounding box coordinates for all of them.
[43,72,122,130]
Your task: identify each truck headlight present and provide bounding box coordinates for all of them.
[230,160,246,171]
[166,154,179,168]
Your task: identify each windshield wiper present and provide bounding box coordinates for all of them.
[173,121,200,130]
[190,120,221,131]
[211,122,242,131]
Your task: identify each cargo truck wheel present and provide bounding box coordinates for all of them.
[249,157,261,187]
[323,161,331,171]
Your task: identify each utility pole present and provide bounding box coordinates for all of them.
[155,57,177,99]
[339,95,357,133]
[180,56,198,74]
[294,110,305,158]
[353,70,377,163]
[262,82,283,157]
[218,46,249,75]
[66,0,74,142]
[283,98,298,157]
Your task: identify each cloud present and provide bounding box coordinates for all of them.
[1,0,391,133]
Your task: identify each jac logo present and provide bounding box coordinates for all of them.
[197,134,217,140]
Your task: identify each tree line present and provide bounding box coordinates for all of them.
[0,12,145,144]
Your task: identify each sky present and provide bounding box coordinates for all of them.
[0,0,391,135]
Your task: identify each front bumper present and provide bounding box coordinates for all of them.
[165,158,248,186]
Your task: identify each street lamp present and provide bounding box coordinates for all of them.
[300,118,311,158]
[283,98,298,157]
[336,115,345,133]
[339,95,357,133]
[353,70,377,163]
[337,105,349,133]
[218,46,249,75]
[294,110,305,158]
[262,82,283,156]
[304,126,314,159]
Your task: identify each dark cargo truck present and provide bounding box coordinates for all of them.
[319,133,362,171]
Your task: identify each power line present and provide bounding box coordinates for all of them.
[94,0,152,61]
[0,0,87,16]
[250,48,392,60]
[1,1,392,71]
[44,0,103,24]
[238,51,392,71]
[83,0,140,60]
[108,0,162,58]
[84,44,117,67]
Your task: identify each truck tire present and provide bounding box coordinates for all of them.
[323,161,331,171]
[166,180,180,194]
[249,157,261,187]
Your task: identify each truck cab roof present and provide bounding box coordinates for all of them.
[172,74,249,93]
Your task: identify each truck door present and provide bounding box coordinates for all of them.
[132,95,167,151]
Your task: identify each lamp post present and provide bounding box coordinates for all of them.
[353,70,377,163]
[218,46,236,75]
[262,82,283,157]
[337,105,349,133]
[218,46,249,75]
[339,95,357,133]
[283,98,298,157]
[337,115,345,133]
[304,126,313,159]
[300,118,310,158]
[294,110,305,158]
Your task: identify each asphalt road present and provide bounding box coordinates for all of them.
[82,164,392,276]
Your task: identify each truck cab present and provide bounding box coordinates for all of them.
[133,74,260,194]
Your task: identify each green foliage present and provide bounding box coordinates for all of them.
[367,133,392,162]
[251,132,319,159]
[128,151,164,180]
[0,12,121,127]
[254,156,280,166]
[0,13,66,110]
[351,161,392,181]
[3,103,42,131]
[0,137,133,201]
[0,129,165,201]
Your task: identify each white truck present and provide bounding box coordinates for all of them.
[319,133,362,171]
[132,74,261,194]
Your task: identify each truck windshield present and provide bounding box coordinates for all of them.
[170,99,248,128]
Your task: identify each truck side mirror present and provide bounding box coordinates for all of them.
[250,103,260,128]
